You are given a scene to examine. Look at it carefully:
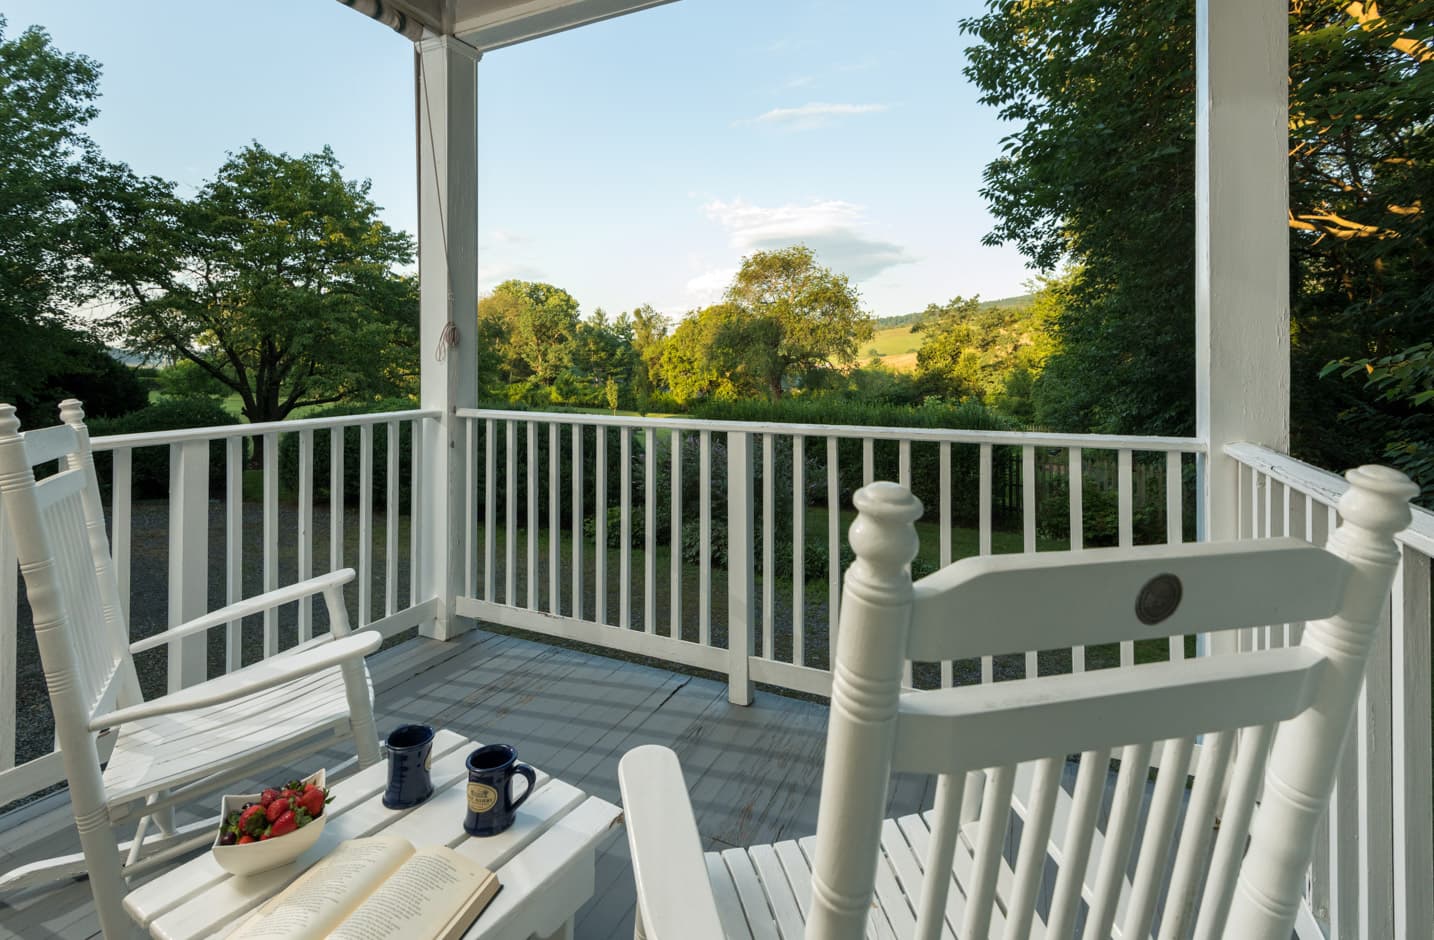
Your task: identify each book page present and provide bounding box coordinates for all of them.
[329,846,498,940]
[229,837,414,940]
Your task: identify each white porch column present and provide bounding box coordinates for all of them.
[1195,0,1290,546]
[417,36,480,640]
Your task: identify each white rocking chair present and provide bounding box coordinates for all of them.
[0,400,383,939]
[620,470,1415,940]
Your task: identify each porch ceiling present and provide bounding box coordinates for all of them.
[342,0,679,50]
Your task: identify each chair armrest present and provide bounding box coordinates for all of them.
[618,745,727,940]
[129,569,355,654]
[91,630,379,730]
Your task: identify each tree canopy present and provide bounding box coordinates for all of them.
[101,144,419,426]
[722,245,873,399]
[961,1,1434,491]
[0,17,161,423]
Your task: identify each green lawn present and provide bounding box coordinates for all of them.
[863,324,920,358]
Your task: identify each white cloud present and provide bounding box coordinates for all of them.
[478,259,546,295]
[684,266,739,306]
[702,198,913,282]
[747,101,889,130]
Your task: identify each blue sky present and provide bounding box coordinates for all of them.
[5,0,1034,320]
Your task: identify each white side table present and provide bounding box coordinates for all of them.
[124,730,622,940]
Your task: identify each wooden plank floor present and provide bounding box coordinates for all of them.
[0,628,937,940]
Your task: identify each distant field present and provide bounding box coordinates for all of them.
[860,324,921,371]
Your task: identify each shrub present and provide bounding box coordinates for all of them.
[88,398,240,499]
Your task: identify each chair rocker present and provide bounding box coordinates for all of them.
[0,400,383,939]
[620,470,1415,940]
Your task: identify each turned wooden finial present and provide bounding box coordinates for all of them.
[1339,465,1418,539]
[58,399,86,428]
[848,482,922,579]
[0,404,18,439]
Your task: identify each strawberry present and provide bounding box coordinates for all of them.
[237,834,256,845]
[269,810,298,838]
[298,786,325,818]
[260,788,282,806]
[265,797,291,824]
[238,803,267,837]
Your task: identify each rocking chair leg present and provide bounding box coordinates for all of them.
[126,815,152,867]
[0,817,217,892]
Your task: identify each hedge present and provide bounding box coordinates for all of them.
[88,398,240,499]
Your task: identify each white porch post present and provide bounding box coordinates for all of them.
[417,36,480,641]
[1195,0,1290,552]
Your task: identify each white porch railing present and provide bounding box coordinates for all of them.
[0,408,440,808]
[453,408,1205,701]
[1227,442,1434,940]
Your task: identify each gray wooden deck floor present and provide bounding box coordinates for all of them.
[0,628,938,940]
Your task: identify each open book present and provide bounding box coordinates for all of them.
[230,836,501,940]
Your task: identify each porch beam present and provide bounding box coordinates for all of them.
[416,36,481,640]
[453,0,677,52]
[1195,0,1290,544]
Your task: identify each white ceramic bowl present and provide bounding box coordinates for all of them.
[211,769,327,876]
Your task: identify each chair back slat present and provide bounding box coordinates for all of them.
[907,538,1349,663]
[958,763,1016,940]
[1122,736,1197,939]
[1044,748,1111,938]
[19,423,78,468]
[805,470,1414,940]
[1001,756,1061,940]
[40,490,123,718]
[891,646,1321,775]
[1156,728,1236,939]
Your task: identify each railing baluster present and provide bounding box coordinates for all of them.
[1166,450,1183,660]
[826,436,840,663]
[550,422,560,615]
[862,437,874,486]
[0,500,16,770]
[298,429,314,640]
[1069,447,1084,672]
[762,433,774,660]
[1022,444,1037,679]
[792,434,804,668]
[410,417,421,609]
[1392,543,1433,940]
[939,442,951,688]
[979,443,992,684]
[385,420,398,618]
[330,427,343,577]
[596,425,607,625]
[572,423,583,622]
[1358,576,1396,938]
[357,425,372,630]
[1117,448,1133,667]
[465,418,475,600]
[670,430,681,640]
[526,421,537,612]
[699,429,711,646]
[505,420,517,608]
[263,432,280,653]
[221,441,241,669]
[898,439,911,487]
[113,448,132,625]
[645,427,656,634]
[485,419,496,603]
[620,426,631,630]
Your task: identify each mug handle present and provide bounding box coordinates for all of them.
[508,763,537,812]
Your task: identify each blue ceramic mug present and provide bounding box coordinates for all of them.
[463,744,536,836]
[381,724,435,809]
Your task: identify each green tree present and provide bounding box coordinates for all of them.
[478,280,580,384]
[961,0,1197,437]
[658,303,775,405]
[101,144,418,426]
[0,17,161,423]
[723,246,873,399]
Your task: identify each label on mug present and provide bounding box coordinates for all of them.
[467,782,498,813]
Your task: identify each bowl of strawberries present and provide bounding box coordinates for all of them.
[212,769,330,876]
